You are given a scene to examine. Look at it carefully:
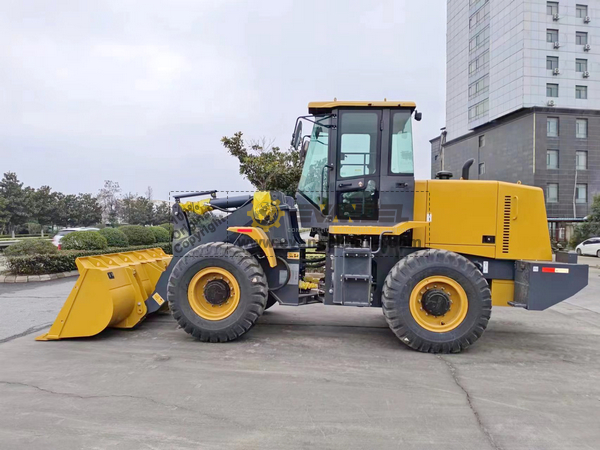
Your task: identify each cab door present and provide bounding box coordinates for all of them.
[334,109,382,222]
[378,109,416,224]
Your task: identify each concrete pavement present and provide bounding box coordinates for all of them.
[0,270,599,449]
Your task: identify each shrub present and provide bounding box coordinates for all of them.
[6,243,172,275]
[119,225,156,245]
[4,239,58,256]
[99,227,129,247]
[160,222,174,234]
[61,231,108,251]
[150,226,170,243]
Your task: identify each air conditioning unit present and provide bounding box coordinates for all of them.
[583,71,590,78]
[584,44,591,51]
[552,68,561,75]
[554,41,561,49]
[553,13,560,21]
[547,100,556,107]
[584,16,591,23]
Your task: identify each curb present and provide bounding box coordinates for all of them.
[0,271,79,283]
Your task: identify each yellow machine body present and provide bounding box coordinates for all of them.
[412,180,552,262]
[36,248,172,341]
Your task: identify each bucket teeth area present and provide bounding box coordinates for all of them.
[36,248,172,341]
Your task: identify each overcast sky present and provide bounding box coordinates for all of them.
[1,0,446,201]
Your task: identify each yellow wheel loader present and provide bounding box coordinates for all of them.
[38,101,589,353]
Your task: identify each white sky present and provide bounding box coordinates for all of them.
[1,0,446,201]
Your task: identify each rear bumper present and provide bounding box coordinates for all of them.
[512,260,589,310]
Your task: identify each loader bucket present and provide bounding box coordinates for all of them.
[36,248,172,341]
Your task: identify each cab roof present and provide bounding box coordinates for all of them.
[308,100,416,114]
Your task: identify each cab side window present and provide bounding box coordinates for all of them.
[338,112,379,178]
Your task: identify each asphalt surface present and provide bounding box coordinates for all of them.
[0,267,599,449]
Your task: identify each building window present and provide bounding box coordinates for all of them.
[469,26,490,52]
[547,56,559,70]
[576,4,588,18]
[576,85,588,99]
[576,118,588,138]
[576,151,588,170]
[547,2,559,15]
[469,75,489,98]
[547,117,559,137]
[547,29,559,43]
[547,150,559,169]
[468,98,489,120]
[547,83,559,97]
[478,135,485,147]
[478,162,485,175]
[547,183,559,203]
[576,32,588,45]
[469,2,490,29]
[469,51,489,74]
[576,58,588,72]
[576,184,587,203]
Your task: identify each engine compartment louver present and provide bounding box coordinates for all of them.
[502,195,511,254]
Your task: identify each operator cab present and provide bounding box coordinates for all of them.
[292,101,421,231]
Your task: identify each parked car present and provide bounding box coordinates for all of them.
[576,237,600,257]
[52,227,99,249]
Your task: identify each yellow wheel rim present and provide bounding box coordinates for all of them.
[187,267,240,321]
[409,276,469,333]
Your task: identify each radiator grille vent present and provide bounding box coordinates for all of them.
[502,195,511,254]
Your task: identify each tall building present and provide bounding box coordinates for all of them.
[433,0,600,240]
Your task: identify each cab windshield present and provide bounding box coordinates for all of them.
[297,115,331,208]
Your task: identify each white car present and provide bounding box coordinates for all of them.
[52,227,99,249]
[576,237,600,257]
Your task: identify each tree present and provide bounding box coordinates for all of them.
[0,196,10,234]
[98,180,121,226]
[120,193,154,225]
[153,201,171,224]
[570,194,600,247]
[76,194,103,226]
[0,172,29,237]
[221,132,302,197]
[27,186,57,236]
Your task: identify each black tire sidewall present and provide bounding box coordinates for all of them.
[169,244,267,334]
[395,264,485,343]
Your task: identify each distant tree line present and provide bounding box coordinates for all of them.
[0,172,171,238]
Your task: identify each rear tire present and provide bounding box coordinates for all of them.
[382,249,491,353]
[167,242,268,342]
[597,250,600,258]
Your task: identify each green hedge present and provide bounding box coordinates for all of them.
[61,231,108,251]
[4,239,58,256]
[119,225,156,245]
[99,228,129,247]
[6,243,172,276]
[150,226,170,243]
[159,222,174,234]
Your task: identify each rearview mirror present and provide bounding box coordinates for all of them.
[291,121,303,149]
[300,139,310,163]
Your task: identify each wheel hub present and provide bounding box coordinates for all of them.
[421,289,451,316]
[203,279,231,305]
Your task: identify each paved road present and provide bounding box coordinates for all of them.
[0,269,599,449]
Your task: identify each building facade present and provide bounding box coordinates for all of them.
[435,0,600,234]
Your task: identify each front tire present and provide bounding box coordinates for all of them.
[167,242,268,342]
[577,248,582,256]
[265,293,278,310]
[382,249,491,353]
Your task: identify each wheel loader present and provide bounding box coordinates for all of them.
[37,100,589,353]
